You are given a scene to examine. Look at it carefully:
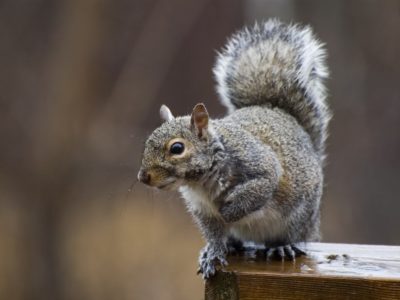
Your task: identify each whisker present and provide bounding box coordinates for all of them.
[127,178,138,194]
[150,188,155,203]
[120,177,139,217]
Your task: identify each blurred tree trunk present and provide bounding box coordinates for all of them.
[31,0,106,298]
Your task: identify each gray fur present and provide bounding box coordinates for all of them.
[214,19,330,159]
[138,20,329,279]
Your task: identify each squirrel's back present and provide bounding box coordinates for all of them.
[214,19,330,159]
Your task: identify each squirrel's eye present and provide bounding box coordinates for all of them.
[170,142,185,155]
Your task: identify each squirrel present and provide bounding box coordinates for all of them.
[138,19,330,279]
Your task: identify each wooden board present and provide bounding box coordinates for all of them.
[205,243,400,300]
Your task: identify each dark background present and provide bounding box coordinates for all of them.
[0,0,399,299]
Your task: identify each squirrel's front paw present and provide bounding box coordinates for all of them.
[197,245,228,279]
[219,202,240,223]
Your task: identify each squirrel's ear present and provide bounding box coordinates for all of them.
[191,103,209,139]
[160,104,174,122]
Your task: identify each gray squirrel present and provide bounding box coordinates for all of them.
[138,19,330,279]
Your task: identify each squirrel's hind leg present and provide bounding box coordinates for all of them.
[265,244,306,261]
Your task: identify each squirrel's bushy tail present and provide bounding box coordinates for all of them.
[214,19,330,158]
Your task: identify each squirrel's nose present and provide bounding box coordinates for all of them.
[138,169,151,185]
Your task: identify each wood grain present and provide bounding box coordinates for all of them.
[205,243,400,300]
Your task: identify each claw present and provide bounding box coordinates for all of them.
[265,245,306,261]
[276,246,285,260]
[284,245,296,260]
[292,245,306,257]
[266,247,275,259]
[218,257,228,267]
[200,261,217,279]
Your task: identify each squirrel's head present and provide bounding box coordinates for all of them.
[138,103,215,190]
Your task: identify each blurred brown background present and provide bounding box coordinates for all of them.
[0,0,399,299]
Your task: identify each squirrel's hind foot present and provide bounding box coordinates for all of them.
[227,236,244,254]
[265,245,306,261]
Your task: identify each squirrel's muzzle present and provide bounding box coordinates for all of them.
[137,168,151,185]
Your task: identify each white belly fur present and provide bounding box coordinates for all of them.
[179,185,220,216]
[229,208,286,244]
[179,185,286,244]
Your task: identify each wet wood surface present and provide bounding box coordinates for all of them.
[205,243,400,300]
